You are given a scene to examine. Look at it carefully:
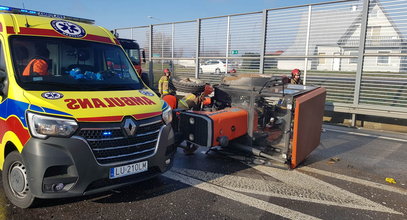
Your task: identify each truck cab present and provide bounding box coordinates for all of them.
[117,38,145,76]
[0,6,176,208]
[116,38,153,88]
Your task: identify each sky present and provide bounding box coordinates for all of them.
[0,0,330,30]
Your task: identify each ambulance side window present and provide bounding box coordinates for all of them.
[0,41,8,99]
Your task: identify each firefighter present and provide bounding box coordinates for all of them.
[158,68,172,97]
[178,84,213,110]
[22,45,50,76]
[290,68,303,85]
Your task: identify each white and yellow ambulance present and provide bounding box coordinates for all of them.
[0,6,175,208]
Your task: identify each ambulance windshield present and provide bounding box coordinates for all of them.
[11,36,144,91]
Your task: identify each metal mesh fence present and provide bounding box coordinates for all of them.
[115,0,407,120]
[228,13,263,75]
[173,21,196,80]
[305,1,363,104]
[152,24,172,59]
[359,0,407,109]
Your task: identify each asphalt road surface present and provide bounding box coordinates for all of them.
[1,125,406,220]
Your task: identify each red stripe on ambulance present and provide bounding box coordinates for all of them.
[132,111,162,120]
[77,115,124,122]
[0,116,30,146]
[76,111,162,122]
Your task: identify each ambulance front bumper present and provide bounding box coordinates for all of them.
[21,124,176,199]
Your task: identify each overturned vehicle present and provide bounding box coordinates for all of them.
[173,75,326,168]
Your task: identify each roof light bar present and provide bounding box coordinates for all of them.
[0,5,95,24]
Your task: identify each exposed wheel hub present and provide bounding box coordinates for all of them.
[9,162,28,197]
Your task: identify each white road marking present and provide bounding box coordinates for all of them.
[167,167,403,216]
[298,166,407,196]
[252,165,403,215]
[324,128,407,143]
[163,170,321,220]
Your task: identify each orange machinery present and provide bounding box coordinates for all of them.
[177,77,326,169]
[179,108,248,147]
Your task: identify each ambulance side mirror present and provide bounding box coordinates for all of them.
[141,50,146,63]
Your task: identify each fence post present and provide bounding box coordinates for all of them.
[259,9,268,74]
[195,19,201,79]
[226,16,231,74]
[303,5,312,85]
[148,25,154,85]
[353,0,370,126]
[171,23,175,73]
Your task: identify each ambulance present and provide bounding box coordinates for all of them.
[0,6,176,208]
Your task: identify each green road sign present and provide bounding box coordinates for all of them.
[231,50,239,55]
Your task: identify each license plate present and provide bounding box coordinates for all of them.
[109,161,148,179]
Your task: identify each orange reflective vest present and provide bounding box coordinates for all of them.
[22,58,48,76]
[162,94,177,109]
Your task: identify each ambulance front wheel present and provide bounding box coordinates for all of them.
[2,151,36,208]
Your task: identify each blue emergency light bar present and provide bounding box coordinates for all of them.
[0,5,95,24]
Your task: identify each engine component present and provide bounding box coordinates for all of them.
[179,108,248,147]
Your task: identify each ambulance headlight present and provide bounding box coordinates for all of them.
[162,107,173,125]
[27,112,78,138]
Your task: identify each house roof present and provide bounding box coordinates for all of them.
[339,0,406,48]
[280,0,406,56]
[279,5,359,56]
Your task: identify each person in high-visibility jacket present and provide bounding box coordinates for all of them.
[158,68,172,97]
[22,46,50,76]
[178,84,213,110]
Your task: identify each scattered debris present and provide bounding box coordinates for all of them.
[385,178,396,184]
[328,157,340,164]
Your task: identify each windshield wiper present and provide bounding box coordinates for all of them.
[23,81,83,89]
[23,81,142,91]
[87,84,139,91]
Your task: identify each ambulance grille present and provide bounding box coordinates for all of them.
[77,120,163,165]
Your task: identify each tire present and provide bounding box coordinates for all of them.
[222,74,278,87]
[172,76,206,93]
[2,151,36,208]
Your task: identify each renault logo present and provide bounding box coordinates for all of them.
[123,118,137,136]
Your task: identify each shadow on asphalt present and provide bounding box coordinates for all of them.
[90,148,258,204]
[302,130,377,165]
[0,147,261,208]
[6,128,379,208]
[0,175,184,208]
